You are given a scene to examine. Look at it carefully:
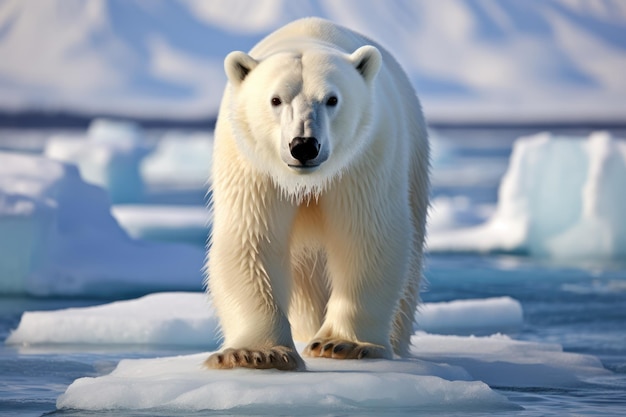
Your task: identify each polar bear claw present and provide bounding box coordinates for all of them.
[303,339,388,360]
[205,346,304,371]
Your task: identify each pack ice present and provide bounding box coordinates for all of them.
[7,293,609,413]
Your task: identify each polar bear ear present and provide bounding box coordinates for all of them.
[224,51,259,86]
[349,45,382,83]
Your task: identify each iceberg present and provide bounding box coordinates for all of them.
[45,119,152,204]
[428,132,626,261]
[0,152,204,297]
[140,131,213,188]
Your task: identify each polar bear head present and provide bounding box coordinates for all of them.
[224,45,382,200]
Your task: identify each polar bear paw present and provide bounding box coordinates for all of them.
[204,346,305,371]
[303,339,388,360]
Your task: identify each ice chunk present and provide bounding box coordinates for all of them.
[416,296,523,335]
[6,293,521,346]
[45,119,151,203]
[141,132,213,188]
[0,152,204,297]
[56,353,515,412]
[111,205,210,245]
[428,132,626,260]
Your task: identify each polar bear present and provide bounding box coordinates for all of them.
[205,17,429,371]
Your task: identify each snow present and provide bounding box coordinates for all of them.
[0,152,204,297]
[428,132,626,260]
[6,293,521,346]
[17,293,603,412]
[45,119,151,203]
[1,0,625,122]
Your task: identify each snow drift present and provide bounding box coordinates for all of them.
[428,131,626,260]
[0,152,204,297]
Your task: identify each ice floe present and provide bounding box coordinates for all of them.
[111,205,210,245]
[56,353,517,413]
[7,292,608,413]
[6,293,521,346]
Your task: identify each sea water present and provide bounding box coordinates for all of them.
[1,127,625,416]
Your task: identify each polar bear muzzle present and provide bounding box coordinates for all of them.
[288,136,321,167]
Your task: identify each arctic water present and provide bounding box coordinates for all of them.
[1,126,625,416]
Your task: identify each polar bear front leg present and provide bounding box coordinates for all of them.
[206,174,304,371]
[304,186,412,360]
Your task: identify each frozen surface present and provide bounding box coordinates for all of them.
[111,205,210,245]
[7,293,217,348]
[428,132,626,260]
[411,333,610,388]
[0,152,204,297]
[6,293,521,346]
[141,132,213,188]
[56,353,516,413]
[50,298,607,413]
[45,119,151,203]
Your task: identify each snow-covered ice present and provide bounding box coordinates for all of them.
[411,333,609,388]
[0,152,204,297]
[45,119,151,204]
[428,131,626,260]
[28,293,605,413]
[6,293,218,348]
[56,353,516,413]
[111,205,210,245]
[6,293,521,346]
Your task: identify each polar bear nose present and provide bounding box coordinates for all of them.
[289,137,320,165]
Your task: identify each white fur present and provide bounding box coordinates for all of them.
[207,17,429,361]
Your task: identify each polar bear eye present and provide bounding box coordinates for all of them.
[271,96,282,107]
[326,96,338,107]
